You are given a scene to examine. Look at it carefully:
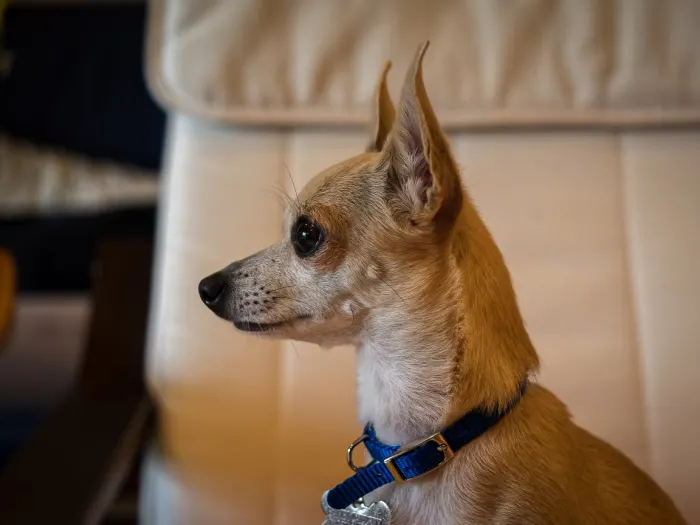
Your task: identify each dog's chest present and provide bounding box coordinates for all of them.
[379,480,468,525]
[368,455,507,525]
[356,342,452,443]
[356,348,396,434]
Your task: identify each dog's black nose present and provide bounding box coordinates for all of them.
[198,273,226,306]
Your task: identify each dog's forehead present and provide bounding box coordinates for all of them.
[299,153,378,205]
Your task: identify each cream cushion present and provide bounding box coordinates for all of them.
[148,0,700,127]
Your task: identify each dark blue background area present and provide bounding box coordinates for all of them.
[1,208,157,292]
[0,411,44,472]
[0,4,164,293]
[0,3,166,171]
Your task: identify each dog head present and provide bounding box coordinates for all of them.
[198,42,466,347]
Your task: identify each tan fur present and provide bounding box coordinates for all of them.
[199,43,687,524]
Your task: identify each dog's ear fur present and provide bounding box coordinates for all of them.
[366,61,396,153]
[382,42,463,228]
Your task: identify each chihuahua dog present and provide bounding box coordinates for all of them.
[199,43,686,525]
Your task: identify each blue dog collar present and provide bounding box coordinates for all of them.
[326,381,528,510]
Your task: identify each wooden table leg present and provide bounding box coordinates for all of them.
[0,238,154,524]
[0,248,15,354]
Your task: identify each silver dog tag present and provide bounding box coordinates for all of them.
[321,491,392,525]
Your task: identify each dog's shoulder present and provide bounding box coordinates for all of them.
[445,385,688,524]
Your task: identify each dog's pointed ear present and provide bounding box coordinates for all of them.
[366,61,396,152]
[382,42,463,227]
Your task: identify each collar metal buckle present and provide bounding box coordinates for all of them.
[383,432,455,484]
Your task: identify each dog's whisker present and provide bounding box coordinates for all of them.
[272,301,299,319]
[266,284,303,295]
[290,339,301,362]
[262,186,288,204]
[377,275,406,304]
[262,184,298,215]
[261,186,286,200]
[267,302,310,332]
[282,162,300,204]
[278,189,298,213]
[274,192,293,212]
[270,306,309,364]
[273,295,316,313]
[348,303,356,326]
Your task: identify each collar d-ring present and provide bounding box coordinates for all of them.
[346,433,376,472]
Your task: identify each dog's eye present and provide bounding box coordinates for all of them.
[292,217,323,257]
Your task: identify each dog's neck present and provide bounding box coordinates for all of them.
[357,200,539,445]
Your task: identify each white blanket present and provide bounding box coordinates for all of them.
[0,134,158,216]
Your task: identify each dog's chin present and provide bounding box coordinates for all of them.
[233,313,360,347]
[232,316,311,336]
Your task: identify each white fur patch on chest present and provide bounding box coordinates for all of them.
[357,342,405,442]
[356,339,453,444]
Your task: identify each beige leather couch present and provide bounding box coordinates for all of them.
[144,1,700,523]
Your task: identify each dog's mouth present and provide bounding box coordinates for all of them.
[233,316,311,333]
